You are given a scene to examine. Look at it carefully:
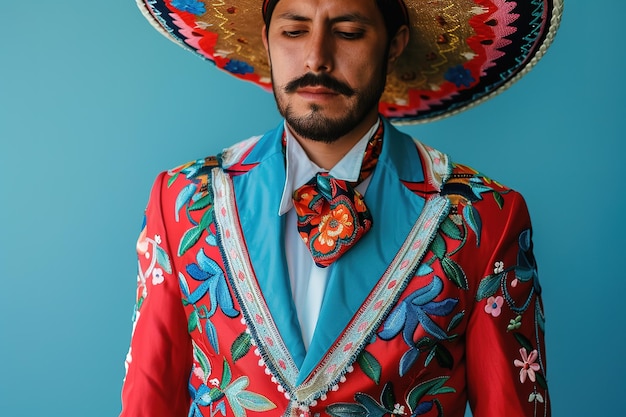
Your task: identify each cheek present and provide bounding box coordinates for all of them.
[269,49,301,82]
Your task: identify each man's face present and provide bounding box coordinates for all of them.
[263,0,395,143]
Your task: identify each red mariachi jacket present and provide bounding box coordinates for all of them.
[120,119,549,417]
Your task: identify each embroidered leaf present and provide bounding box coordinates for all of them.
[221,359,232,389]
[189,194,212,211]
[228,394,246,417]
[462,204,482,246]
[212,399,226,414]
[429,233,446,259]
[416,263,434,276]
[470,183,492,200]
[199,208,214,231]
[424,346,437,367]
[492,191,504,209]
[155,246,172,274]
[434,398,444,416]
[187,263,210,280]
[378,302,407,340]
[413,401,434,415]
[188,310,200,333]
[354,393,388,417]
[187,280,211,304]
[192,341,211,384]
[407,377,451,409]
[402,306,421,346]
[167,172,179,188]
[476,273,502,301]
[179,272,190,295]
[415,336,433,350]
[441,257,468,290]
[412,276,443,306]
[380,382,396,411]
[223,376,249,414]
[434,344,454,370]
[236,390,277,412]
[217,276,239,318]
[231,332,252,363]
[447,311,464,332]
[440,217,462,241]
[206,233,217,246]
[178,226,203,256]
[197,249,223,276]
[357,350,382,384]
[416,310,448,341]
[175,183,196,222]
[422,298,458,317]
[399,347,420,377]
[326,403,368,417]
[535,372,548,390]
[513,332,534,353]
[205,319,220,354]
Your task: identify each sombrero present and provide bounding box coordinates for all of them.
[137,0,562,124]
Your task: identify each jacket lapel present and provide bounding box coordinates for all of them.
[228,124,307,369]
[299,119,428,381]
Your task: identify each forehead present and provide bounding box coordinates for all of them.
[270,0,383,23]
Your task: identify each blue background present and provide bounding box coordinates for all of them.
[0,1,623,416]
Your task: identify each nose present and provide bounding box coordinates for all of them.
[305,27,333,73]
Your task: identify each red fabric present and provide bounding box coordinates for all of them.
[120,140,549,417]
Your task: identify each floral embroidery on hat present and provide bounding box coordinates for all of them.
[171,0,206,15]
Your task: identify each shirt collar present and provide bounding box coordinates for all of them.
[278,119,380,215]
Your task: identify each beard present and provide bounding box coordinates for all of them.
[272,70,387,144]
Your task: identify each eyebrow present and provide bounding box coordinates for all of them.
[275,12,374,26]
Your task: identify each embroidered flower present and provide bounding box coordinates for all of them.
[393,403,406,415]
[514,348,541,383]
[529,392,545,403]
[152,268,165,285]
[224,59,254,75]
[444,65,475,88]
[193,364,205,381]
[136,226,149,255]
[484,295,504,317]
[450,213,463,225]
[507,315,522,331]
[314,206,355,249]
[209,378,220,387]
[354,193,367,213]
[511,277,519,287]
[171,0,206,15]
[155,234,162,244]
[494,261,504,274]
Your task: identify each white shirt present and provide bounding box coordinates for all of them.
[278,120,380,350]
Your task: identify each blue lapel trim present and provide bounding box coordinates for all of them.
[298,119,427,382]
[230,123,307,367]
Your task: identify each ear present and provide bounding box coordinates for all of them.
[262,24,270,57]
[386,25,409,73]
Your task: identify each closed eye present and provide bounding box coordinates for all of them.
[335,31,364,40]
[282,30,307,38]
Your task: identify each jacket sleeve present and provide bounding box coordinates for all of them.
[120,172,192,417]
[465,191,549,416]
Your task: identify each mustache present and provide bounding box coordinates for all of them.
[284,73,355,97]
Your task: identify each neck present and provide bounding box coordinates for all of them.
[288,111,379,170]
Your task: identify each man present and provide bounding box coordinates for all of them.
[121,0,562,416]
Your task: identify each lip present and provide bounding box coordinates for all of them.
[296,86,340,100]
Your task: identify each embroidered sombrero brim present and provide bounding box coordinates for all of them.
[137,0,562,124]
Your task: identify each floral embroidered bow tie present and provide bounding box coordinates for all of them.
[292,124,383,268]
